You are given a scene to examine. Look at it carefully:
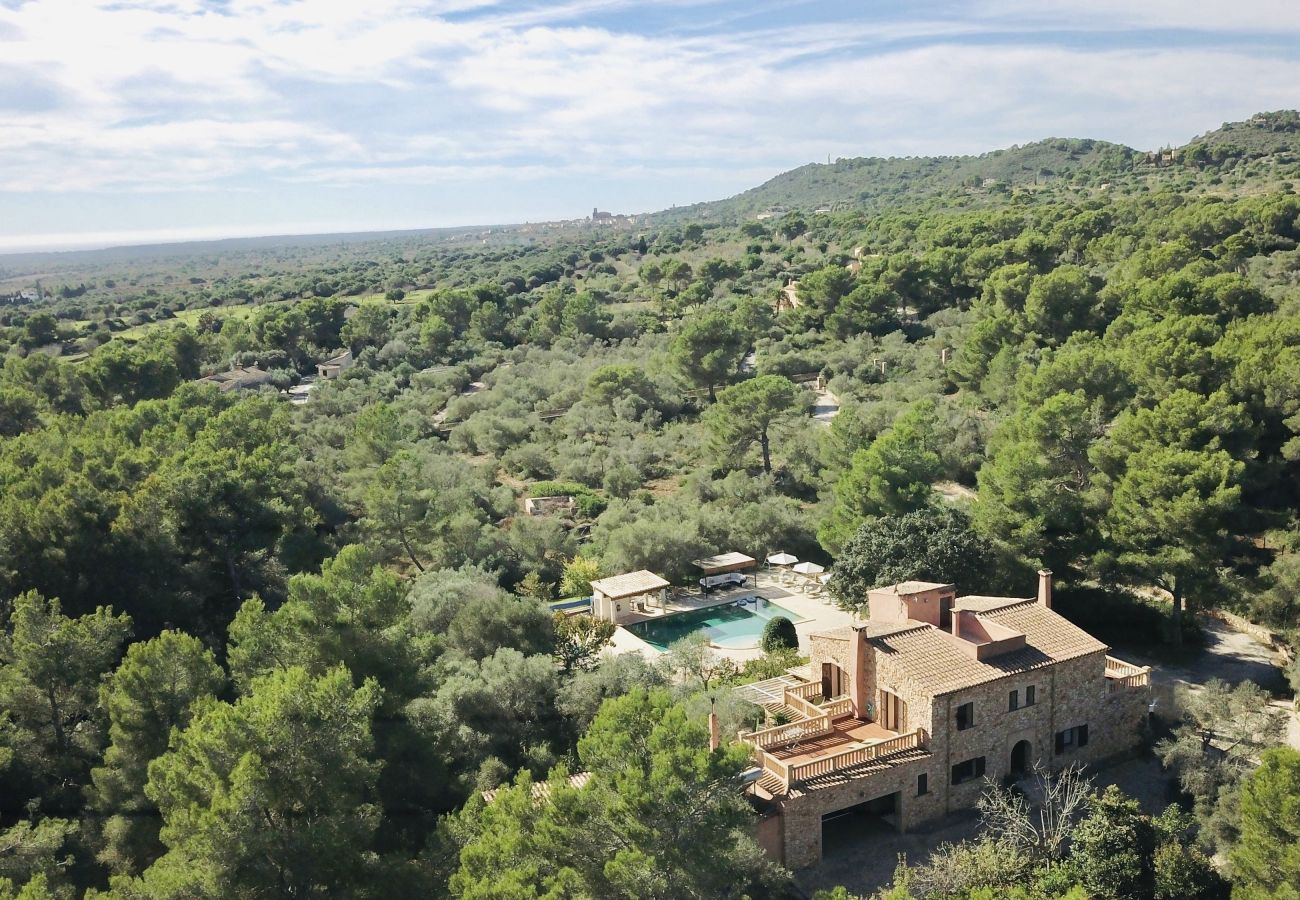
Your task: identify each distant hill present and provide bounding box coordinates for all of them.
[658,138,1136,223]
[657,110,1300,224]
[1180,110,1300,163]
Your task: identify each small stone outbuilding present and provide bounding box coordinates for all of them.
[590,570,670,624]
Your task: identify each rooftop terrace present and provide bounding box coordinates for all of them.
[737,677,929,797]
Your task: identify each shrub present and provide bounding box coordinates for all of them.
[739,647,804,682]
[560,556,603,597]
[760,616,798,653]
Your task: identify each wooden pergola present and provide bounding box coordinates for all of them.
[692,551,757,576]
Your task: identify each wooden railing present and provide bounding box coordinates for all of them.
[742,716,833,750]
[823,698,854,719]
[749,728,930,789]
[786,681,823,701]
[1105,656,1152,690]
[784,693,825,722]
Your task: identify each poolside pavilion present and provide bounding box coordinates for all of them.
[590,570,671,624]
[693,551,757,575]
[693,551,757,588]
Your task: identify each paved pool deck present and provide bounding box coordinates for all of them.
[605,571,865,663]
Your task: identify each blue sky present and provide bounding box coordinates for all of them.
[2,0,1299,251]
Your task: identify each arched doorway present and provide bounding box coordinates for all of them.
[1010,739,1032,776]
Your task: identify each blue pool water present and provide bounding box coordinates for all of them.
[624,596,802,651]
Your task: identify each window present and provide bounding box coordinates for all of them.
[917,773,929,796]
[1055,725,1089,754]
[956,702,975,731]
[1026,685,1037,706]
[1009,689,1019,711]
[951,757,986,785]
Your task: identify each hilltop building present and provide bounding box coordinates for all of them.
[737,571,1152,868]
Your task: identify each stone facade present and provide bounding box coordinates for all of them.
[750,575,1152,870]
[807,631,853,678]
[775,753,943,869]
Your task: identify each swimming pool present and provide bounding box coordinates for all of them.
[624,596,803,651]
[548,597,592,615]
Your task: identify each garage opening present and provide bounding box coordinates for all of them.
[820,791,901,859]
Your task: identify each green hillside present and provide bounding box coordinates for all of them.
[670,137,1134,221]
[659,111,1300,224]
[1188,109,1300,153]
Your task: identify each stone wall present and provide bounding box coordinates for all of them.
[872,639,933,735]
[779,637,1152,869]
[1085,678,1152,764]
[778,753,945,869]
[927,664,1059,812]
[808,631,852,674]
[809,630,859,711]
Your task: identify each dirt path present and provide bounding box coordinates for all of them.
[1128,617,1298,750]
[1147,618,1287,694]
[812,386,840,425]
[933,481,977,503]
[782,281,801,309]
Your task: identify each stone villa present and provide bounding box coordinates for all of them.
[738,571,1152,868]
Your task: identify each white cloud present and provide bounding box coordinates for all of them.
[976,0,1300,34]
[0,0,1297,239]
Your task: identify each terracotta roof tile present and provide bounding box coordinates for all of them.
[981,601,1109,662]
[952,595,1025,612]
[589,570,670,599]
[481,771,591,804]
[868,601,1107,696]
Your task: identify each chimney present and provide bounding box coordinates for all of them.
[1037,569,1053,609]
[708,697,720,752]
[847,628,866,720]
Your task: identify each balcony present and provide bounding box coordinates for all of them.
[744,719,930,793]
[1105,655,1152,691]
[735,675,928,793]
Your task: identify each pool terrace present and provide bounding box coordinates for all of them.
[606,570,865,662]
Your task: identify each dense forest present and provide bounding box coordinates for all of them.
[0,111,1298,898]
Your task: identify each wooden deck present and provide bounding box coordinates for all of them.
[767,718,897,765]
